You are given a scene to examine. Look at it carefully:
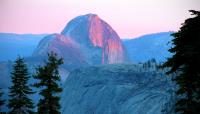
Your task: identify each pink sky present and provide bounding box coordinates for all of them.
[0,0,200,38]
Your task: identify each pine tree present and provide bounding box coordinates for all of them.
[163,10,200,114]
[8,57,35,114]
[33,52,63,114]
[0,88,5,113]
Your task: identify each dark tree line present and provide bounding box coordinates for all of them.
[163,10,200,114]
[0,88,5,113]
[0,52,63,114]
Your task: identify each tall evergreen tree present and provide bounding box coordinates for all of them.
[33,52,63,114]
[163,10,200,114]
[8,57,35,114]
[0,88,5,113]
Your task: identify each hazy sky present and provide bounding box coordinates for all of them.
[0,0,200,38]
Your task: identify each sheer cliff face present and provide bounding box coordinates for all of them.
[61,14,128,64]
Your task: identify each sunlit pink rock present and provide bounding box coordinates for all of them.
[61,14,128,64]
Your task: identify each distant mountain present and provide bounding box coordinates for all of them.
[61,14,129,64]
[123,32,173,63]
[0,33,46,61]
[62,64,174,114]
[0,13,130,90]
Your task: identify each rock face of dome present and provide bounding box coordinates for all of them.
[61,14,128,64]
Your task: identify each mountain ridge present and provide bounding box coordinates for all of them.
[123,32,173,63]
[0,33,47,61]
